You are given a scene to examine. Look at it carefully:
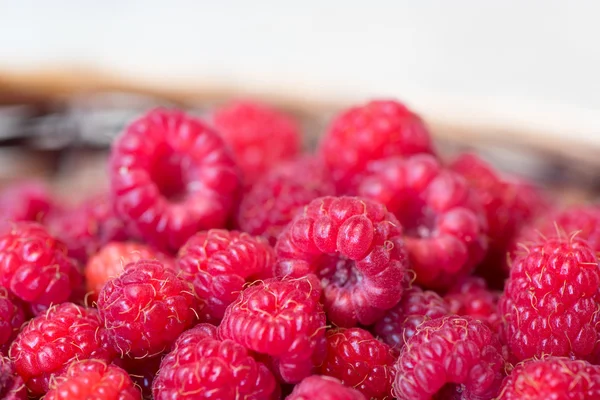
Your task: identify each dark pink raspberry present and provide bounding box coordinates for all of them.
[276,196,409,327]
[320,327,396,399]
[0,180,53,223]
[0,356,26,400]
[110,108,241,253]
[9,302,113,395]
[497,357,600,399]
[393,315,505,400]
[357,154,487,290]
[499,235,600,363]
[373,286,449,353]
[288,375,366,400]
[445,276,501,332]
[153,323,277,400]
[0,287,26,355]
[0,222,82,306]
[212,100,301,185]
[177,229,275,323]
[120,354,162,399]
[97,259,198,358]
[236,156,336,245]
[319,99,435,192]
[218,276,327,383]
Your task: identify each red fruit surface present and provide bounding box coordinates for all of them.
[357,154,487,289]
[276,196,409,327]
[0,287,25,355]
[287,375,366,400]
[177,229,275,323]
[218,276,327,383]
[97,259,198,358]
[9,302,113,395]
[120,355,162,400]
[0,356,26,400]
[212,100,301,185]
[445,276,501,332]
[319,99,434,192]
[44,359,141,400]
[153,323,277,400]
[110,108,240,253]
[393,315,505,400]
[0,180,53,223]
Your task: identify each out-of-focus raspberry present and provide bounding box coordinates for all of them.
[0,356,27,400]
[0,287,26,355]
[287,375,366,400]
[445,276,501,332]
[0,180,53,223]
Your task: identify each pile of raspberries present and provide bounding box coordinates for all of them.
[0,98,599,400]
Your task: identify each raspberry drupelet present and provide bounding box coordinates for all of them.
[218,275,327,384]
[357,154,488,290]
[275,196,409,327]
[110,108,240,253]
[0,288,25,355]
[97,259,198,358]
[319,99,435,192]
[0,222,82,306]
[444,276,501,332]
[0,180,53,223]
[0,356,26,400]
[499,235,600,363]
[9,303,113,396]
[212,100,301,185]
[177,229,275,323]
[393,315,505,400]
[287,375,366,400]
[153,323,277,400]
[44,359,141,400]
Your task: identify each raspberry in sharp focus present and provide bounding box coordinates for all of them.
[393,315,505,400]
[0,356,27,400]
[0,222,82,306]
[110,108,241,253]
[287,375,367,400]
[0,287,26,355]
[357,154,488,290]
[236,155,336,245]
[44,359,141,400]
[319,99,435,192]
[211,99,301,185]
[8,302,114,396]
[218,275,327,384]
[97,259,198,358]
[499,235,600,363]
[444,276,501,332]
[177,229,276,323]
[320,327,396,399]
[497,356,600,400]
[0,180,53,223]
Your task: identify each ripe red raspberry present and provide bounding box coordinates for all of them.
[497,357,600,399]
[153,323,277,400]
[218,276,326,383]
[236,156,336,245]
[0,222,82,306]
[44,359,141,400]
[288,375,366,400]
[212,100,301,185]
[320,327,396,399]
[97,259,198,358]
[445,276,501,332]
[357,154,487,289]
[9,302,113,395]
[0,287,26,355]
[319,99,434,192]
[393,315,505,400]
[499,235,600,363]
[0,180,53,223]
[177,229,275,323]
[276,196,409,327]
[110,108,241,253]
[0,356,26,400]
[373,286,449,353]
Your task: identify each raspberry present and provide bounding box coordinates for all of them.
[288,375,366,400]
[110,108,240,253]
[320,327,396,399]
[44,359,141,400]
[212,100,301,185]
[499,235,600,363]
[0,356,26,400]
[153,323,277,400]
[276,196,409,327]
[85,241,173,303]
[357,154,487,289]
[0,287,26,355]
[319,99,434,192]
[120,354,162,399]
[393,315,505,400]
[236,156,336,245]
[9,302,113,395]
[0,222,82,306]
[497,357,600,399]
[373,286,449,353]
[0,180,53,223]
[218,276,326,383]
[445,276,501,332]
[177,229,275,323]
[97,259,198,358]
